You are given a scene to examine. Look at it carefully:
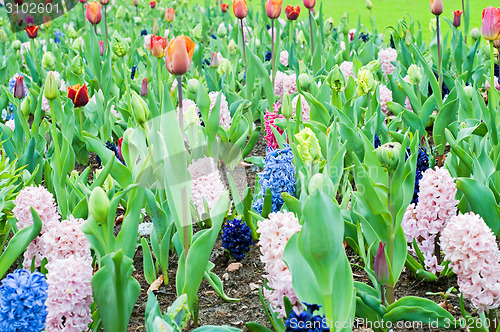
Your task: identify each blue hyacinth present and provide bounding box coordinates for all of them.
[221,219,254,261]
[252,144,296,214]
[141,29,148,36]
[374,133,381,148]
[265,51,272,62]
[131,65,138,80]
[0,269,48,332]
[285,303,330,332]
[406,147,429,204]
[54,30,63,44]
[210,34,217,39]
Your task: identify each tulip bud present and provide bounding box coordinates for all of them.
[12,40,22,51]
[67,26,78,39]
[307,173,334,197]
[282,92,292,119]
[374,242,389,285]
[141,78,148,97]
[187,79,200,95]
[193,22,203,40]
[356,69,377,96]
[366,0,372,10]
[99,41,105,56]
[233,0,248,19]
[210,52,221,68]
[131,90,150,125]
[0,30,7,44]
[463,85,474,99]
[112,31,129,57]
[86,1,102,25]
[323,17,334,36]
[217,23,228,38]
[453,10,463,28]
[228,39,238,55]
[153,18,159,36]
[404,29,412,46]
[266,0,283,19]
[326,65,345,92]
[44,72,60,101]
[165,8,175,22]
[407,64,422,85]
[376,142,401,171]
[218,58,232,75]
[133,0,138,6]
[89,187,110,225]
[13,76,25,99]
[21,95,31,117]
[121,128,134,167]
[71,55,84,76]
[481,7,500,40]
[42,52,56,69]
[297,73,311,90]
[470,27,481,40]
[303,0,315,10]
[429,0,443,16]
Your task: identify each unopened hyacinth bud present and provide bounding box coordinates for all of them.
[374,241,389,285]
[187,79,200,95]
[282,92,292,119]
[89,186,110,224]
[323,17,334,36]
[407,64,422,85]
[12,40,22,51]
[131,91,150,125]
[297,73,311,90]
[44,72,60,101]
[112,32,129,57]
[470,27,481,40]
[141,78,148,97]
[21,95,31,117]
[376,142,401,170]
[42,52,56,69]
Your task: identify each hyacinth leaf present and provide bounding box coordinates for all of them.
[383,297,457,329]
[115,187,144,258]
[433,98,458,155]
[261,187,273,218]
[141,238,156,285]
[227,173,244,216]
[246,48,274,106]
[456,178,500,235]
[444,129,473,172]
[0,207,41,279]
[409,43,442,109]
[91,250,141,332]
[415,269,438,282]
[204,262,239,303]
[282,193,302,220]
[355,297,384,332]
[246,322,274,332]
[242,126,262,159]
[192,326,241,332]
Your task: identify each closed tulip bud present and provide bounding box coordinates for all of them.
[121,128,134,166]
[285,5,300,21]
[72,36,83,50]
[12,40,22,51]
[404,29,412,46]
[303,0,315,9]
[453,10,463,28]
[323,17,334,36]
[44,72,60,101]
[464,85,474,99]
[481,7,500,41]
[217,23,228,38]
[470,27,481,40]
[42,52,55,69]
[133,0,138,6]
[326,65,345,92]
[228,39,237,55]
[117,137,124,162]
[165,36,196,76]
[374,242,389,285]
[265,0,283,19]
[165,8,175,22]
[85,1,102,25]
[297,73,311,90]
[131,90,150,124]
[282,92,293,119]
[0,29,7,43]
[210,52,221,68]
[99,41,105,56]
[149,0,156,8]
[232,0,248,19]
[71,55,84,76]
[218,58,232,75]
[356,69,377,96]
[187,79,200,95]
[67,26,78,39]
[112,32,129,57]
[100,0,109,4]
[141,78,148,96]
[376,142,401,171]
[193,22,203,40]
[407,64,422,85]
[21,95,31,117]
[67,84,89,107]
[429,0,443,16]
[153,18,160,35]
[13,76,25,99]
[366,0,372,10]
[307,173,334,197]
[89,187,110,225]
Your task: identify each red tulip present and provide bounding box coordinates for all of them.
[99,41,105,56]
[99,0,109,5]
[430,0,443,16]
[133,0,138,6]
[265,0,283,19]
[85,1,102,25]
[232,0,247,19]
[453,10,463,28]
[79,0,86,3]
[165,8,175,22]
[150,35,168,57]
[141,78,148,96]
[285,5,300,20]
[24,24,39,39]
[303,0,315,9]
[220,3,229,13]
[149,0,156,8]
[165,36,196,76]
[374,242,389,285]
[67,84,89,108]
[117,137,123,161]
[482,7,500,40]
[13,76,25,99]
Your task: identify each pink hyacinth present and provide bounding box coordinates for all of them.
[5,119,15,130]
[339,61,354,81]
[208,91,232,130]
[292,95,310,122]
[257,211,303,318]
[279,50,289,67]
[264,103,285,149]
[13,185,60,268]
[187,156,226,216]
[379,84,393,115]
[405,96,412,111]
[441,213,500,313]
[42,215,91,263]
[273,72,297,99]
[485,77,500,91]
[378,48,398,76]
[45,257,93,331]
[401,168,458,273]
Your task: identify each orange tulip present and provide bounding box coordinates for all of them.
[220,3,229,13]
[165,36,196,76]
[265,0,283,19]
[85,1,102,25]
[24,24,39,39]
[430,0,443,16]
[232,0,247,19]
[150,35,168,57]
[67,84,89,108]
[165,8,175,22]
[285,5,300,20]
[149,0,156,8]
[303,0,315,9]
[482,7,500,40]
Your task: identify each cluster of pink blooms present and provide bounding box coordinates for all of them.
[5,119,15,130]
[264,104,285,149]
[177,99,201,129]
[257,211,303,318]
[208,91,232,130]
[292,95,311,122]
[441,213,500,313]
[378,48,398,76]
[378,84,393,115]
[279,50,289,67]
[401,168,458,273]
[274,71,297,99]
[339,61,354,81]
[13,185,60,268]
[485,77,500,91]
[43,216,93,331]
[187,156,226,216]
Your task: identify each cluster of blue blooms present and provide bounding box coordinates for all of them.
[285,303,330,332]
[252,144,296,214]
[0,269,48,332]
[221,219,254,261]
[405,147,430,204]
[54,31,63,44]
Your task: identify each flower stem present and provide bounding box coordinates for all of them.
[487,309,498,332]
[177,75,184,133]
[82,3,86,28]
[491,41,496,107]
[271,19,275,89]
[104,5,109,47]
[386,171,395,304]
[308,9,314,57]
[462,0,466,44]
[436,15,442,91]
[240,19,247,74]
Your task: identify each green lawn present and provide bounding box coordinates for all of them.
[191,0,497,41]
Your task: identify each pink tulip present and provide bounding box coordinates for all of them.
[482,7,500,41]
[430,0,443,16]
